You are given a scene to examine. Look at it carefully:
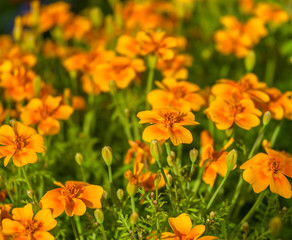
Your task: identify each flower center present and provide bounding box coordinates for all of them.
[63,184,81,200]
[268,157,281,174]
[24,220,42,235]
[239,78,253,92]
[14,135,29,150]
[171,86,187,99]
[226,101,245,117]
[161,111,186,128]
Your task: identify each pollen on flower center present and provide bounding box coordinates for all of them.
[268,157,281,174]
[14,135,29,150]
[63,184,81,200]
[226,101,245,117]
[161,111,186,127]
[24,220,42,235]
[171,86,187,99]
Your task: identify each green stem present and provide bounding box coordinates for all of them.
[74,216,84,240]
[108,165,115,203]
[71,217,80,240]
[235,191,266,233]
[21,167,38,204]
[131,196,136,213]
[206,171,231,211]
[270,121,283,148]
[164,141,171,156]
[118,211,137,240]
[248,125,265,159]
[145,55,157,109]
[193,162,206,196]
[80,165,86,182]
[100,223,108,240]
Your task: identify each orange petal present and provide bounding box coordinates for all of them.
[0,125,15,145]
[137,110,162,124]
[40,188,65,218]
[38,117,60,135]
[33,231,55,240]
[169,124,193,146]
[270,174,292,199]
[12,203,33,221]
[203,166,217,187]
[79,185,103,209]
[1,219,24,235]
[186,225,205,239]
[34,209,57,231]
[142,123,169,142]
[168,213,192,237]
[12,150,37,167]
[52,105,74,120]
[235,113,260,130]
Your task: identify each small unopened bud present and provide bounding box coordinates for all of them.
[94,209,104,224]
[150,192,154,198]
[242,222,249,232]
[210,211,215,219]
[117,189,124,200]
[33,76,41,97]
[75,152,84,166]
[13,16,22,42]
[150,140,162,162]
[127,182,138,197]
[109,80,117,95]
[130,211,139,225]
[89,7,103,28]
[167,174,173,186]
[244,50,256,72]
[269,216,282,237]
[102,146,112,166]
[226,149,237,171]
[27,190,35,200]
[282,206,287,212]
[263,111,271,126]
[154,173,161,188]
[153,200,158,205]
[31,0,40,28]
[167,155,175,167]
[189,148,198,163]
[102,190,108,200]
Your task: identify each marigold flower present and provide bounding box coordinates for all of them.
[240,148,292,199]
[160,213,218,240]
[156,54,193,79]
[124,140,154,166]
[21,95,74,135]
[212,73,269,103]
[116,35,140,58]
[147,78,205,112]
[124,162,166,192]
[204,97,262,130]
[0,121,45,167]
[40,181,104,217]
[0,204,12,240]
[136,31,177,60]
[259,88,292,120]
[254,3,290,25]
[63,15,92,40]
[200,130,234,187]
[2,203,57,240]
[137,108,199,146]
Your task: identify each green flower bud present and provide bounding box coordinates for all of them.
[263,111,271,126]
[102,146,112,166]
[75,152,84,166]
[150,140,162,162]
[94,209,104,224]
[117,189,124,200]
[127,182,138,197]
[226,149,237,171]
[269,216,282,237]
[189,148,198,163]
[244,50,256,72]
[130,211,139,225]
[154,173,161,188]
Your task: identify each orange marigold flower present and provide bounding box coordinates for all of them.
[124,162,166,192]
[0,204,12,240]
[156,54,193,79]
[214,16,267,58]
[147,78,205,112]
[116,35,140,58]
[124,140,154,166]
[0,67,36,102]
[21,95,74,135]
[2,203,57,240]
[240,148,292,199]
[40,181,104,217]
[254,3,290,25]
[200,130,234,187]
[204,97,262,130]
[63,15,92,40]
[92,56,145,92]
[259,88,292,120]
[211,73,269,103]
[136,31,177,60]
[239,0,254,14]
[0,121,45,167]
[137,108,199,146]
[160,213,218,240]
